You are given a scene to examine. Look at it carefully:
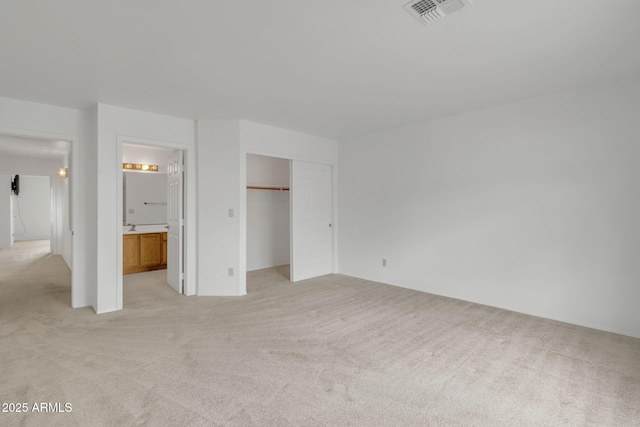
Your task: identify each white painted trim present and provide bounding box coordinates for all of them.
[116,141,123,310]
[0,125,82,308]
[332,159,338,274]
[288,160,294,282]
[70,136,81,307]
[116,135,197,310]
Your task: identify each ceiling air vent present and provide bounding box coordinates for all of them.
[404,0,474,25]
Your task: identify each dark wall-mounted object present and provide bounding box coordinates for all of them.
[11,175,19,196]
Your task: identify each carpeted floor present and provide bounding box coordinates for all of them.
[1,240,639,426]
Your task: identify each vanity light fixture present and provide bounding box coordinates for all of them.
[122,163,159,172]
[58,168,68,179]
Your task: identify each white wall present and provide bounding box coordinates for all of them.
[247,153,290,187]
[0,173,12,248]
[0,97,79,136]
[196,120,338,296]
[80,105,98,310]
[97,104,195,313]
[12,175,51,241]
[339,75,640,338]
[247,154,290,271]
[0,156,61,176]
[197,120,241,296]
[0,159,65,252]
[0,96,88,309]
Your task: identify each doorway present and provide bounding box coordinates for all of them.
[120,143,183,305]
[246,154,291,280]
[0,132,75,306]
[244,153,334,289]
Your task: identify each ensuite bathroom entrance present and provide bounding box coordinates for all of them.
[121,143,185,304]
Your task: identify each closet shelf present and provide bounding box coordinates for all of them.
[247,186,289,191]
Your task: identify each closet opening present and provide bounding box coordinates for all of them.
[246,153,291,282]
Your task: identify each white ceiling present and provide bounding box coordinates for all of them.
[1,0,639,139]
[0,134,70,159]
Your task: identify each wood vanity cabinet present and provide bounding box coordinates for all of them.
[123,232,168,275]
[123,234,140,270]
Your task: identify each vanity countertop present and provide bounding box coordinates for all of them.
[123,225,168,234]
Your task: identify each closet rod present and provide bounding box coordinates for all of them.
[247,186,290,191]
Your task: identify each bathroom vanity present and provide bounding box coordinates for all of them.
[123,226,168,275]
[122,170,169,275]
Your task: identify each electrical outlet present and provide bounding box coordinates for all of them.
[228,267,234,276]
[382,259,387,267]
[228,208,234,218]
[128,209,134,214]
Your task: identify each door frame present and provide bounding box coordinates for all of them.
[116,136,196,308]
[0,126,80,306]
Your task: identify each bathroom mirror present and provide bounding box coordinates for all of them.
[123,172,167,225]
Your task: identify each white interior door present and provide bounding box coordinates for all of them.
[291,160,333,282]
[167,151,183,293]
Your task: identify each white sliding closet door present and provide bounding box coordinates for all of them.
[291,160,333,282]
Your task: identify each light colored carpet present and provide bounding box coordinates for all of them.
[1,241,639,426]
